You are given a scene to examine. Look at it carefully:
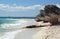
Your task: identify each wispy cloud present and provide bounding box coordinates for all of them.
[0,4,42,11]
[0,4,59,11]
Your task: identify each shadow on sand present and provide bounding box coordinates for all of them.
[23,22,60,29]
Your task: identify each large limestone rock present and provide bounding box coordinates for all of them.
[33,26,60,39]
[33,5,60,39]
[35,5,60,24]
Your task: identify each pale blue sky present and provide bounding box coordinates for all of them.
[0,0,60,17]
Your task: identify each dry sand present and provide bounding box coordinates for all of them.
[33,25,60,39]
[14,28,41,39]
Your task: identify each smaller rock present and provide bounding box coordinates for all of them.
[23,25,40,28]
[23,22,52,29]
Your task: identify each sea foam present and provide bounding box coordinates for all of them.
[0,19,37,39]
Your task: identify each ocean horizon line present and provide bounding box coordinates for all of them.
[0,17,35,19]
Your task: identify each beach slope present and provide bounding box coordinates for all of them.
[33,25,60,39]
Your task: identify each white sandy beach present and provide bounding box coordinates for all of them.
[14,28,41,39]
[33,25,60,39]
[0,28,41,39]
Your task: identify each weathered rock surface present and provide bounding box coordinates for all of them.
[33,5,60,39]
[33,26,60,39]
[35,5,60,24]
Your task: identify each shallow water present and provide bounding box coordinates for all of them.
[0,18,41,39]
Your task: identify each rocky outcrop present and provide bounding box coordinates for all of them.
[33,5,60,39]
[35,5,60,24]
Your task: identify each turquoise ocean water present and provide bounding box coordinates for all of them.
[0,17,40,39]
[0,17,35,32]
